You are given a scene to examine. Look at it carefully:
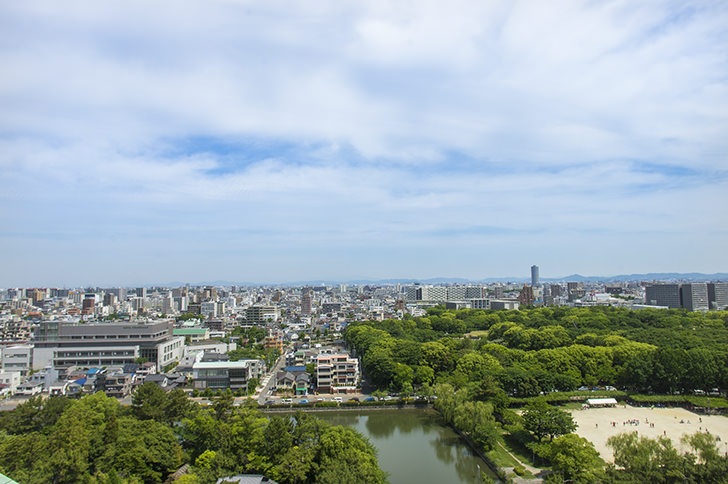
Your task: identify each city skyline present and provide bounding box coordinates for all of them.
[1,1,727,287]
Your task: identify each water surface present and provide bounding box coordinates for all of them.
[318,409,496,484]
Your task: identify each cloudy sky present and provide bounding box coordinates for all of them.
[1,0,727,287]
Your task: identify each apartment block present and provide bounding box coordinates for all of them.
[316,354,359,394]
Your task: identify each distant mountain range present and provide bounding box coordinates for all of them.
[161,272,728,287]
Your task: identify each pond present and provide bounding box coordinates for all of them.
[317,408,497,484]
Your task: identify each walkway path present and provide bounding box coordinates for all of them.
[495,440,545,483]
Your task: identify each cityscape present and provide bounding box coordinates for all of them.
[2,0,727,484]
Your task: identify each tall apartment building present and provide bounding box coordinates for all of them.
[316,354,359,394]
[301,289,312,315]
[517,285,534,306]
[680,283,709,312]
[32,320,184,370]
[707,283,728,310]
[531,265,540,286]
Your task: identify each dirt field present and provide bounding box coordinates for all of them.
[569,405,728,462]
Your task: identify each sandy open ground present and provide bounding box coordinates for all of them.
[569,405,728,462]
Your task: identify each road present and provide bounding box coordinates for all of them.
[255,351,287,404]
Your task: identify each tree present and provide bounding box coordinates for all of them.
[522,398,576,442]
[545,434,602,482]
[132,383,167,422]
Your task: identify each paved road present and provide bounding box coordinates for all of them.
[256,352,287,404]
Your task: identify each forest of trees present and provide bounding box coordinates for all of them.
[345,306,728,483]
[0,385,387,484]
[345,306,728,397]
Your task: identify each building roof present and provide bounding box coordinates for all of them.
[173,328,208,335]
[0,473,21,484]
[284,366,306,372]
[193,361,251,369]
[215,475,279,484]
[587,398,618,405]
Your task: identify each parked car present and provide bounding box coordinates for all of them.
[298,398,309,404]
[364,396,375,402]
[333,396,343,402]
[349,397,360,402]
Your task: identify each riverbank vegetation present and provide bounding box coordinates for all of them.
[0,387,387,484]
[345,306,728,482]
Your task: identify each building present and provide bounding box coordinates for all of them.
[32,320,184,370]
[0,370,21,395]
[264,333,285,351]
[517,285,534,306]
[192,360,259,392]
[200,301,218,319]
[316,354,359,394]
[246,305,279,323]
[707,282,728,310]
[645,284,680,308]
[489,299,519,310]
[301,289,312,315]
[644,283,710,311]
[531,265,540,286]
[1,344,33,375]
[321,302,342,314]
[173,327,210,343]
[680,283,709,312]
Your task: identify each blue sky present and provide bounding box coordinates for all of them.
[1,0,727,287]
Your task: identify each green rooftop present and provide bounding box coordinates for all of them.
[173,328,208,335]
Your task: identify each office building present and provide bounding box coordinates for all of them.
[531,265,540,286]
[644,284,682,309]
[32,320,184,370]
[680,283,709,312]
[707,283,728,310]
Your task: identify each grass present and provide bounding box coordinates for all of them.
[485,440,521,468]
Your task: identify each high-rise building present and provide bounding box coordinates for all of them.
[517,284,534,306]
[494,286,504,298]
[550,285,562,297]
[707,282,728,310]
[301,289,312,315]
[531,265,540,286]
[680,283,709,312]
[645,284,681,309]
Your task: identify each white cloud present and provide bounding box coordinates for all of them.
[1,0,727,284]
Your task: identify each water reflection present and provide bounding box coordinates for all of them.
[317,409,496,484]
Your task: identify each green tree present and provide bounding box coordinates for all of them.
[545,433,603,482]
[522,398,576,442]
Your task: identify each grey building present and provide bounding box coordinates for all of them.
[680,283,709,312]
[32,320,184,370]
[707,282,728,310]
[645,284,681,308]
[531,265,540,286]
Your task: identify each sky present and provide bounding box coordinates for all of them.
[1,0,727,287]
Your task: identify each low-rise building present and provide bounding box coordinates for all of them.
[1,344,33,376]
[0,370,21,395]
[192,360,261,393]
